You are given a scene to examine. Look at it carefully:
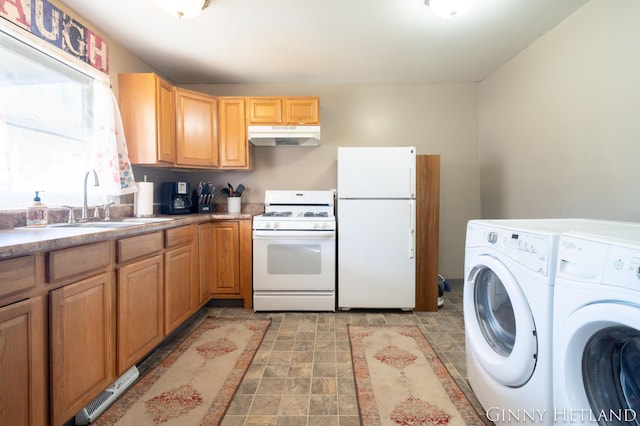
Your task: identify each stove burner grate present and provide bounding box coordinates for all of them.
[304,212,329,217]
[263,211,292,217]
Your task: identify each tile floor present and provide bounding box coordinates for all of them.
[132,282,492,426]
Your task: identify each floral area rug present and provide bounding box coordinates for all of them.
[95,317,271,425]
[348,324,485,426]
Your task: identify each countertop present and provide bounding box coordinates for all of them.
[0,213,254,260]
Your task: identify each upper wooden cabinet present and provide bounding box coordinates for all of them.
[246,96,320,125]
[174,87,219,168]
[284,97,320,125]
[118,73,176,165]
[246,97,282,124]
[119,74,319,169]
[218,97,252,170]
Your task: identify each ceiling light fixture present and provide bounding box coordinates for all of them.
[425,0,475,19]
[158,0,210,19]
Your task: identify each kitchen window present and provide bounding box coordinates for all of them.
[0,28,109,210]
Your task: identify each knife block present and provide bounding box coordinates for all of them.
[197,204,213,213]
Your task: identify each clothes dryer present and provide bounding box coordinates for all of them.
[553,227,640,425]
[464,219,629,425]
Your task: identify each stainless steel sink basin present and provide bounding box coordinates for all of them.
[42,216,175,229]
[120,217,174,223]
[48,221,140,228]
[46,217,174,229]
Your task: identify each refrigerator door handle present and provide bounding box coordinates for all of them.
[409,200,415,258]
[409,166,415,197]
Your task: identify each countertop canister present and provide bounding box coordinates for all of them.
[227,197,241,213]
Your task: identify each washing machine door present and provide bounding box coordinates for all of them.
[556,302,640,425]
[464,254,538,387]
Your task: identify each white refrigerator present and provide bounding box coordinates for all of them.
[337,146,416,310]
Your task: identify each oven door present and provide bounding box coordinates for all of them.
[252,230,336,291]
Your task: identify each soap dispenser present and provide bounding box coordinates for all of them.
[27,191,48,227]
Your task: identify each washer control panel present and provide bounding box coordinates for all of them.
[467,223,552,276]
[558,235,640,290]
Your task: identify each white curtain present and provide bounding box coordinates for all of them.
[92,80,137,196]
[0,112,9,187]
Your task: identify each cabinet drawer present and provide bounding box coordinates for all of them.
[47,241,111,283]
[0,255,36,299]
[117,231,163,263]
[165,225,195,248]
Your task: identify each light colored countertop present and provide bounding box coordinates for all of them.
[0,213,254,259]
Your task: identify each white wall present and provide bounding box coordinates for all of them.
[478,0,640,220]
[173,83,482,279]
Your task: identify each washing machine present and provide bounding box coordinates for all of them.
[464,219,625,425]
[553,227,640,425]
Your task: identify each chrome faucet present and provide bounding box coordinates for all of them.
[81,169,99,221]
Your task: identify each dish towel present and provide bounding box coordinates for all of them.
[93,80,137,195]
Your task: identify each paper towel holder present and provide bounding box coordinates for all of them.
[134,177,155,217]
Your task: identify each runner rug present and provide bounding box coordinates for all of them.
[95,317,271,425]
[348,324,485,426]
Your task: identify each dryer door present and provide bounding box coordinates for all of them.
[464,254,538,387]
[555,302,640,425]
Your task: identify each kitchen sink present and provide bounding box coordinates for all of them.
[119,217,174,223]
[48,221,141,228]
[47,217,173,228]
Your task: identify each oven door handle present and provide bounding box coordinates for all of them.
[253,230,336,239]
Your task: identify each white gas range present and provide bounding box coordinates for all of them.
[252,190,336,312]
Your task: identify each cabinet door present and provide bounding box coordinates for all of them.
[164,244,197,334]
[238,219,254,309]
[175,88,219,167]
[284,97,320,124]
[50,273,115,426]
[198,223,213,304]
[246,97,282,124]
[0,297,47,426]
[219,97,251,169]
[212,221,240,295]
[157,78,177,163]
[118,73,176,165]
[117,255,164,375]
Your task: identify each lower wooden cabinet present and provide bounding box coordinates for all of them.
[211,221,241,296]
[164,225,198,334]
[117,255,164,375]
[50,273,115,426]
[198,222,214,304]
[199,220,252,308]
[1,218,251,424]
[0,296,47,426]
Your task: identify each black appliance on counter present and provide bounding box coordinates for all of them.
[160,181,192,214]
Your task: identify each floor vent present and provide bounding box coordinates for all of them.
[74,365,139,425]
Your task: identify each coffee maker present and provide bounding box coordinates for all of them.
[160,182,192,214]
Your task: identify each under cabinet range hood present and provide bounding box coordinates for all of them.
[248,125,321,146]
